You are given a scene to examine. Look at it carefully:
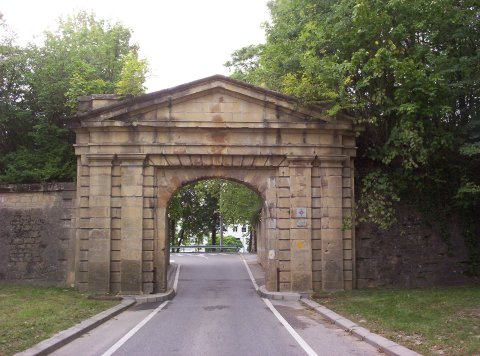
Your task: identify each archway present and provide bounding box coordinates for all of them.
[166,178,262,253]
[70,75,357,295]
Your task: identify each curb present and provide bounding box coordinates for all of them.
[17,263,181,356]
[257,285,307,301]
[301,298,422,356]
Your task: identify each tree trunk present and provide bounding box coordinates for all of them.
[248,230,253,253]
[211,224,217,246]
[176,228,185,253]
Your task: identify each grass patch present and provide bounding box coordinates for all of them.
[0,283,118,355]
[314,285,480,355]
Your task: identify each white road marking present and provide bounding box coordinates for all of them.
[263,298,318,356]
[241,255,259,291]
[170,260,176,263]
[101,301,169,356]
[194,254,208,259]
[176,254,184,257]
[241,255,318,356]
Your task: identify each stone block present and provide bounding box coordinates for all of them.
[277,218,290,229]
[312,271,322,282]
[277,187,290,198]
[110,272,121,283]
[291,271,312,292]
[144,176,155,186]
[312,239,322,250]
[143,208,154,219]
[277,197,290,208]
[111,186,121,197]
[344,249,352,260]
[143,251,153,261]
[328,217,343,229]
[143,261,154,271]
[144,187,155,197]
[344,259,353,270]
[289,229,311,241]
[143,229,154,240]
[278,250,290,260]
[143,219,154,229]
[121,185,143,197]
[90,218,110,229]
[312,260,322,271]
[279,271,291,282]
[143,240,154,251]
[278,261,291,271]
[277,177,290,187]
[278,229,290,240]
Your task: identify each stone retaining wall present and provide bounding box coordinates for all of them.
[356,205,477,288]
[1,183,476,289]
[0,183,76,286]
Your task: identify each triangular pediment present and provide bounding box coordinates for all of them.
[71,75,352,129]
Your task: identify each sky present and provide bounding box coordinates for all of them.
[1,0,270,92]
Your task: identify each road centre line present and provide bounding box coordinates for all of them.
[241,255,318,356]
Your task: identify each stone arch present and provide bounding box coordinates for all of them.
[153,168,276,294]
[70,75,357,295]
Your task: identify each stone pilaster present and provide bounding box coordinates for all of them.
[119,154,146,294]
[264,175,278,291]
[320,159,344,291]
[154,169,170,293]
[87,154,114,293]
[288,157,313,292]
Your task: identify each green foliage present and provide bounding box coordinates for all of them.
[0,283,117,355]
[227,0,480,272]
[168,179,261,247]
[357,171,400,230]
[207,235,243,251]
[0,11,148,183]
[115,51,148,96]
[224,44,264,83]
[0,122,75,183]
[218,180,262,227]
[317,286,480,355]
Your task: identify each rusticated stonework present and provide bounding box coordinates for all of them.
[70,75,358,295]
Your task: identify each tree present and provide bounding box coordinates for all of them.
[0,11,148,183]
[167,179,262,251]
[227,0,479,271]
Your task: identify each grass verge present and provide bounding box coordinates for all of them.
[314,285,480,355]
[0,283,118,355]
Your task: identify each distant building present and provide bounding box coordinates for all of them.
[224,225,249,253]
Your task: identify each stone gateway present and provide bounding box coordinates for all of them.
[70,75,358,295]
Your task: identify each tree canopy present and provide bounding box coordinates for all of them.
[168,179,261,250]
[0,11,148,183]
[226,0,479,272]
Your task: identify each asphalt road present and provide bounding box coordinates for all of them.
[53,253,379,356]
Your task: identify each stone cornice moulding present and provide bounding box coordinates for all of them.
[116,154,148,166]
[145,154,287,168]
[85,154,115,166]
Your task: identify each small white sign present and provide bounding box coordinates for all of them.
[268,249,275,259]
[296,219,307,227]
[296,207,307,218]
